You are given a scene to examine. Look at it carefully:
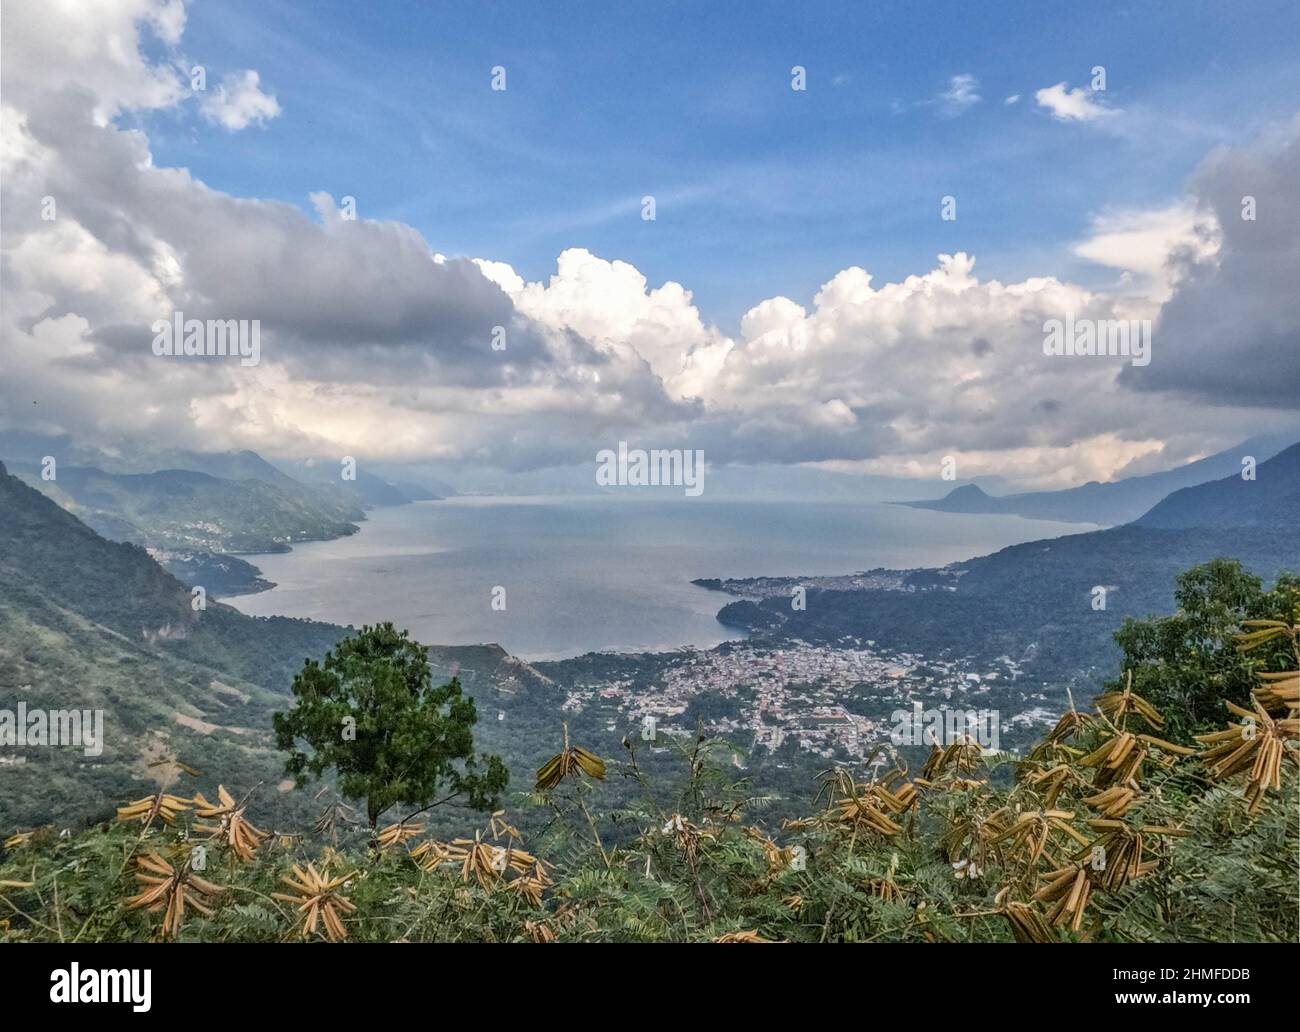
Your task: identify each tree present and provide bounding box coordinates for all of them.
[273,623,507,831]
[1105,560,1299,742]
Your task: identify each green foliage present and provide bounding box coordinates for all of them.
[4,556,1296,944]
[14,464,359,554]
[273,623,507,828]
[2,712,1295,943]
[4,719,1293,943]
[1108,561,1300,741]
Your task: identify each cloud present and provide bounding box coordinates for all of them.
[1122,117,1300,407]
[680,252,1177,470]
[0,0,1293,485]
[1074,203,1220,300]
[893,74,981,120]
[821,434,1170,491]
[938,74,981,116]
[200,70,281,130]
[0,2,690,468]
[1035,82,1118,122]
[0,0,187,121]
[481,248,733,401]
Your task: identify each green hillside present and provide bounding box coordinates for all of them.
[0,463,563,832]
[11,464,360,554]
[3,605,1295,943]
[1136,442,1300,529]
[718,444,1300,672]
[0,461,351,829]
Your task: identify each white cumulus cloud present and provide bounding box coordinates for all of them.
[200,70,281,130]
[1035,81,1119,122]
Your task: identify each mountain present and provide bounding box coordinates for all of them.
[0,435,369,534]
[898,434,1296,525]
[0,460,348,828]
[716,445,1300,673]
[0,434,284,485]
[1135,442,1300,529]
[0,434,394,523]
[387,478,446,502]
[146,449,303,489]
[277,458,414,509]
[908,483,996,513]
[401,475,458,498]
[147,449,365,522]
[0,462,556,830]
[147,451,418,514]
[9,464,360,554]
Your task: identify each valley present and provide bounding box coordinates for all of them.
[2,443,1297,838]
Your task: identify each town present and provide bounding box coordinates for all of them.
[555,639,1060,765]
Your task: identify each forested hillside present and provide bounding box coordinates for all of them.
[1135,442,1300,529]
[721,446,1300,672]
[0,464,547,830]
[9,464,359,554]
[2,597,1295,943]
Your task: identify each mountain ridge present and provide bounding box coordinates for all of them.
[1135,442,1300,529]
[714,445,1300,670]
[0,461,554,830]
[897,434,1296,524]
[8,463,361,555]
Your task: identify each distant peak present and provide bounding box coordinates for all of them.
[945,483,989,499]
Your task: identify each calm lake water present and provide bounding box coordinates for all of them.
[228,497,1094,660]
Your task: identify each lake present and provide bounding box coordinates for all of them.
[228,496,1096,660]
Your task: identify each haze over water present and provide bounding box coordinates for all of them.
[229,497,1098,661]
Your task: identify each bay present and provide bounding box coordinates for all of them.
[228,497,1098,660]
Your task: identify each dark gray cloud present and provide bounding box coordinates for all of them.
[1123,123,1300,406]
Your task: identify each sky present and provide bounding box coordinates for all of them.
[156,0,1300,325]
[2,0,1298,489]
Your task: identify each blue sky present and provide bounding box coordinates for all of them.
[137,0,1300,331]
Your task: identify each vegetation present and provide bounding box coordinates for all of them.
[3,458,1296,941]
[0,462,355,830]
[1107,561,1300,742]
[2,604,1294,943]
[272,623,508,831]
[720,526,1300,673]
[722,446,1300,676]
[13,464,360,554]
